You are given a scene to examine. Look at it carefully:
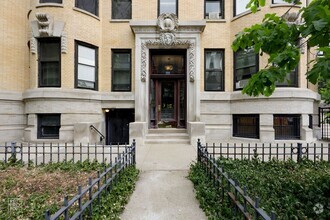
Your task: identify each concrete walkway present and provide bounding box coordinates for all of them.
[120,143,207,220]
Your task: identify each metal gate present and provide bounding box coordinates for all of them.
[319,107,330,140]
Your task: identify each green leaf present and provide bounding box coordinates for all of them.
[312,19,328,31]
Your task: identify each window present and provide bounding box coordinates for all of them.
[38,114,60,139]
[158,0,177,16]
[112,50,131,91]
[75,41,98,90]
[205,49,224,91]
[40,0,62,3]
[75,0,98,16]
[276,67,298,87]
[234,48,258,90]
[38,38,61,87]
[272,0,291,4]
[309,114,313,129]
[274,115,300,139]
[234,0,250,16]
[205,0,223,19]
[112,0,131,19]
[233,115,260,139]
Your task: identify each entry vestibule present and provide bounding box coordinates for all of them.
[129,18,206,145]
[149,50,186,128]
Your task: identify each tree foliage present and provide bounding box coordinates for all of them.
[232,0,330,100]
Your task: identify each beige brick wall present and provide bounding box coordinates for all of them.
[0,0,30,92]
[1,0,314,93]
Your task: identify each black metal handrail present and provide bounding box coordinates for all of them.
[90,125,105,142]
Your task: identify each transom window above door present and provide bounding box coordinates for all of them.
[158,0,178,16]
[151,54,185,75]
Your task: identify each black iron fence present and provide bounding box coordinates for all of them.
[319,107,330,140]
[0,141,136,219]
[197,140,276,220]
[204,142,330,163]
[45,141,136,220]
[0,142,130,166]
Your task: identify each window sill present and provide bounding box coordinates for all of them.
[205,19,226,23]
[73,7,100,21]
[231,9,260,22]
[109,19,131,23]
[36,3,64,8]
[270,4,301,8]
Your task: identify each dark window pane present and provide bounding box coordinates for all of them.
[40,0,62,3]
[112,50,131,91]
[205,50,224,91]
[112,0,132,19]
[41,62,60,86]
[40,42,60,61]
[276,67,298,87]
[39,38,60,87]
[159,0,177,14]
[233,115,259,139]
[274,115,300,139]
[38,114,60,139]
[76,0,98,16]
[234,49,258,90]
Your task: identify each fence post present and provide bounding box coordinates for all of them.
[197,139,201,162]
[45,210,51,220]
[88,177,93,217]
[328,143,330,162]
[271,211,276,220]
[132,139,136,166]
[10,142,17,163]
[297,143,302,162]
[63,196,69,220]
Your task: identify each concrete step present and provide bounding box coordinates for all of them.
[144,139,190,144]
[146,133,189,140]
[148,128,187,134]
[145,129,190,144]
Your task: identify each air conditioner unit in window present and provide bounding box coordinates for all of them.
[209,12,220,19]
[236,79,249,89]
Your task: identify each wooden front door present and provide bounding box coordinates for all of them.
[149,50,186,128]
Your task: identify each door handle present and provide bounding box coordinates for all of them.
[158,105,161,111]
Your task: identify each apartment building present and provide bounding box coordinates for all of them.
[0,0,319,145]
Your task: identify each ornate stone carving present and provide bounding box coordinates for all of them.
[61,32,67,54]
[36,13,54,37]
[283,12,301,25]
[157,13,178,32]
[140,39,196,82]
[30,37,37,54]
[160,33,176,47]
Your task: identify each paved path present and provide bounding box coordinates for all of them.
[120,144,207,220]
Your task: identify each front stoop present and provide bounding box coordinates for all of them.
[145,128,190,144]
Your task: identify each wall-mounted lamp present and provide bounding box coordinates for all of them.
[105,109,110,113]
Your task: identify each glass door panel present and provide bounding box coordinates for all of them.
[179,80,186,127]
[161,81,175,120]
